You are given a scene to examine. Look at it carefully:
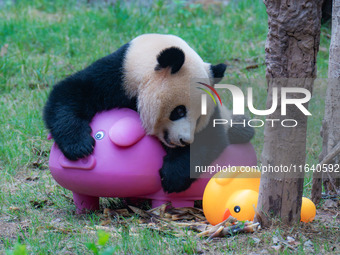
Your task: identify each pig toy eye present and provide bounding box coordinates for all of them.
[94,131,105,140]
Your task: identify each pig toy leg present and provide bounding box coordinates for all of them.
[151,199,169,208]
[73,192,99,214]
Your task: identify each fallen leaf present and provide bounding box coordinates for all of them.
[272,235,280,244]
[207,226,224,241]
[245,64,259,70]
[128,205,152,218]
[197,216,237,237]
[323,199,337,209]
[9,206,20,211]
[164,213,172,219]
[171,212,195,221]
[28,83,49,90]
[103,208,113,218]
[115,209,131,217]
[100,219,112,226]
[51,218,61,224]
[168,207,204,215]
[287,236,295,245]
[166,207,206,221]
[25,176,39,181]
[189,224,209,232]
[170,221,209,234]
[303,240,314,253]
[61,193,74,203]
[103,208,128,218]
[252,237,261,244]
[271,244,282,251]
[221,222,259,236]
[45,225,74,234]
[147,203,170,217]
[95,225,112,231]
[30,199,49,209]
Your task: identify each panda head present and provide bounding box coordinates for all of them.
[123,34,226,148]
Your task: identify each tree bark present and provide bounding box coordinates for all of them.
[314,0,340,202]
[256,0,323,227]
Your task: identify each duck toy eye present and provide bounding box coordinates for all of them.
[94,131,105,140]
[234,206,241,213]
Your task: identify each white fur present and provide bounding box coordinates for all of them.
[123,34,221,146]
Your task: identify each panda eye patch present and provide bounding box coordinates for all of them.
[170,105,187,121]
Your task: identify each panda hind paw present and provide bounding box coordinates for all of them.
[160,170,193,193]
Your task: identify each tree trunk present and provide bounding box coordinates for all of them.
[314,0,340,202]
[256,0,322,227]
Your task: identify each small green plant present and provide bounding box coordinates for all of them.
[86,230,118,255]
[6,243,28,255]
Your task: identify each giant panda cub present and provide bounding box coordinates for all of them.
[43,34,254,193]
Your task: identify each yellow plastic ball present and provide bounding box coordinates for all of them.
[300,197,316,223]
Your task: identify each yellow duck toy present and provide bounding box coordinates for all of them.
[203,167,316,225]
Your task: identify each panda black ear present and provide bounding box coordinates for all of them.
[155,47,185,74]
[211,63,227,82]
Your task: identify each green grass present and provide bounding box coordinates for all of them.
[0,0,336,254]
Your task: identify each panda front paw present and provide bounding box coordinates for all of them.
[55,127,95,161]
[60,134,95,161]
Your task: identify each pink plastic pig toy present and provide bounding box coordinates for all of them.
[48,108,257,213]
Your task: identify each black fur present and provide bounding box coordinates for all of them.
[211,63,227,82]
[155,47,185,74]
[43,43,137,160]
[228,115,255,144]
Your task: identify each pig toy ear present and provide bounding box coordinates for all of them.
[109,117,146,147]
